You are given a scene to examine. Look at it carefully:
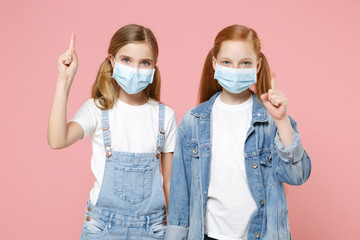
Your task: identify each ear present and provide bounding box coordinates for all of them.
[108,54,115,68]
[256,57,262,73]
[212,56,217,71]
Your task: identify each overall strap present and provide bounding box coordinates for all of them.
[101,110,112,157]
[155,103,165,159]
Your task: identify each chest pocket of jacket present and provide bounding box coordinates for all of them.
[189,143,200,181]
[259,153,276,188]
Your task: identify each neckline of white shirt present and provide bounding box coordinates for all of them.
[113,98,157,110]
[215,93,253,112]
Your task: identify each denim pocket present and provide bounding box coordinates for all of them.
[147,221,166,239]
[82,214,107,236]
[114,165,154,204]
[189,144,199,158]
[259,153,276,188]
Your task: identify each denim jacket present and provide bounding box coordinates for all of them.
[165,92,311,240]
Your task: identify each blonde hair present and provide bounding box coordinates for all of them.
[198,25,271,103]
[92,24,161,110]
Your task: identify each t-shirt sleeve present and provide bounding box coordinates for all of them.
[70,99,98,139]
[162,108,178,153]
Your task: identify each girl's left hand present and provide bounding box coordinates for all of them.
[260,72,288,122]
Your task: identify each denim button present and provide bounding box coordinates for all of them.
[193,147,198,154]
[260,200,264,206]
[87,206,91,212]
[289,152,293,161]
[255,232,260,238]
[252,162,258,168]
[86,216,90,222]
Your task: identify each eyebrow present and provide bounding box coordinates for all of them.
[218,57,253,61]
[118,55,154,62]
[118,55,133,59]
[140,58,154,63]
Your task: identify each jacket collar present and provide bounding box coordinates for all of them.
[191,91,268,123]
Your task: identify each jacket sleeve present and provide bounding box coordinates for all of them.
[272,116,312,185]
[165,123,191,240]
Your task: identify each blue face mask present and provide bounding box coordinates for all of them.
[214,61,257,94]
[111,57,155,94]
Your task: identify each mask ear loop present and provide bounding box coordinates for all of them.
[108,55,115,79]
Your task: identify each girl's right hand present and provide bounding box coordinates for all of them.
[57,33,78,85]
[48,33,83,149]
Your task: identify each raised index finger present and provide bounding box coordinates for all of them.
[69,32,75,51]
[271,71,277,90]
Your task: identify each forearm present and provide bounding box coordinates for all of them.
[163,181,170,209]
[47,80,71,149]
[161,152,173,209]
[275,116,293,147]
[48,33,80,149]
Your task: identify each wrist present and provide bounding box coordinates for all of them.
[274,116,290,126]
[275,116,293,147]
[275,116,293,134]
[55,80,71,96]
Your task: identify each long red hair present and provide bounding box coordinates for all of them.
[198,25,271,103]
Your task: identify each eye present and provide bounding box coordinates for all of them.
[241,61,252,66]
[141,61,150,66]
[222,61,231,66]
[122,58,130,63]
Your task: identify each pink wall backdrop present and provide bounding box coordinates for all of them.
[1,0,359,239]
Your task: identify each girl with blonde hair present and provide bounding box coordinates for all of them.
[48,24,177,239]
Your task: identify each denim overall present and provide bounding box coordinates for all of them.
[81,103,167,240]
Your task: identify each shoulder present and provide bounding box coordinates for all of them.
[179,107,197,132]
[76,99,103,122]
[189,91,220,118]
[162,103,176,119]
[149,99,176,118]
[164,105,175,117]
[74,98,102,116]
[82,98,101,111]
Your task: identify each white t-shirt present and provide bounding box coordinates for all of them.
[71,98,178,205]
[205,94,257,240]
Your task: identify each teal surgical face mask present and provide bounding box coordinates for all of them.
[111,57,155,94]
[214,61,257,94]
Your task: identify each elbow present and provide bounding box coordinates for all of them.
[295,155,312,185]
[47,137,65,150]
[289,162,311,186]
[282,173,308,186]
[291,175,308,186]
[48,142,63,150]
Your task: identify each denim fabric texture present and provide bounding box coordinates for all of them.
[81,103,167,240]
[165,92,311,240]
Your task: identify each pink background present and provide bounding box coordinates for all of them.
[1,0,359,239]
